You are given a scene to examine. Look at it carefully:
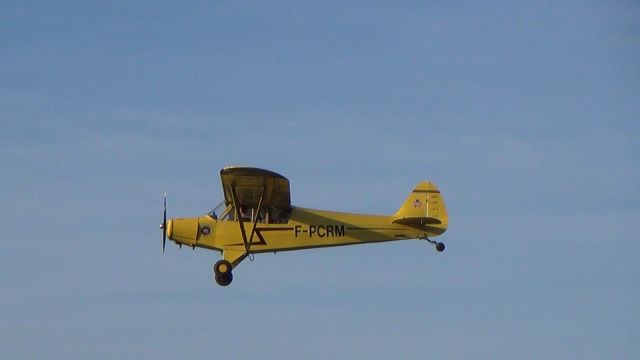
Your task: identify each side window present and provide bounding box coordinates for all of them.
[268,207,291,224]
[221,205,291,224]
[221,206,235,221]
[238,206,251,221]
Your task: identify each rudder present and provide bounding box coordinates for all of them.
[393,182,448,234]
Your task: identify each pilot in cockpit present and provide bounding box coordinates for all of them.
[239,206,250,220]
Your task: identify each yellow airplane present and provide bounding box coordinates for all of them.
[160,166,448,286]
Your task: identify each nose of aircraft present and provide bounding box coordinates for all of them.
[166,219,173,239]
[167,217,199,246]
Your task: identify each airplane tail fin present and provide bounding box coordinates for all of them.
[393,182,448,235]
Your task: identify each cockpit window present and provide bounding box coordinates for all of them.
[208,201,226,220]
[268,207,290,224]
[211,202,291,224]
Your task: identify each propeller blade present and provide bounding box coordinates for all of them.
[162,192,167,253]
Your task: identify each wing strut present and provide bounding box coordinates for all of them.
[229,183,266,256]
[229,184,249,254]
[248,187,265,250]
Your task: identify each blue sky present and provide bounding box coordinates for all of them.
[1,1,638,359]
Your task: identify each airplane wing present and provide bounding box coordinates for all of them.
[220,166,291,209]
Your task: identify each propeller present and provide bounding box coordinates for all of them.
[161,192,167,253]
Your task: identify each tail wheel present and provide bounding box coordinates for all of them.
[424,236,445,253]
[214,259,233,286]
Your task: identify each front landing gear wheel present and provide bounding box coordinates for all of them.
[214,259,233,286]
[215,273,233,286]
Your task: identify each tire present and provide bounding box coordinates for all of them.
[214,259,232,276]
[215,273,233,286]
[213,259,233,286]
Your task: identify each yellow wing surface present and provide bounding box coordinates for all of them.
[220,166,291,209]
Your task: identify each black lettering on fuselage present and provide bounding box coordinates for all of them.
[294,225,345,238]
[319,225,327,237]
[326,225,334,237]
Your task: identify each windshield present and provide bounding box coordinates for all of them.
[208,200,226,219]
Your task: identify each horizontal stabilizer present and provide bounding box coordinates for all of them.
[392,216,442,226]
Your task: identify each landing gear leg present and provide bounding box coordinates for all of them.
[424,237,445,253]
[214,259,233,286]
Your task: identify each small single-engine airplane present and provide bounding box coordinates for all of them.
[160,167,448,286]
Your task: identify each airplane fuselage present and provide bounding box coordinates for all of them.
[168,206,445,256]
